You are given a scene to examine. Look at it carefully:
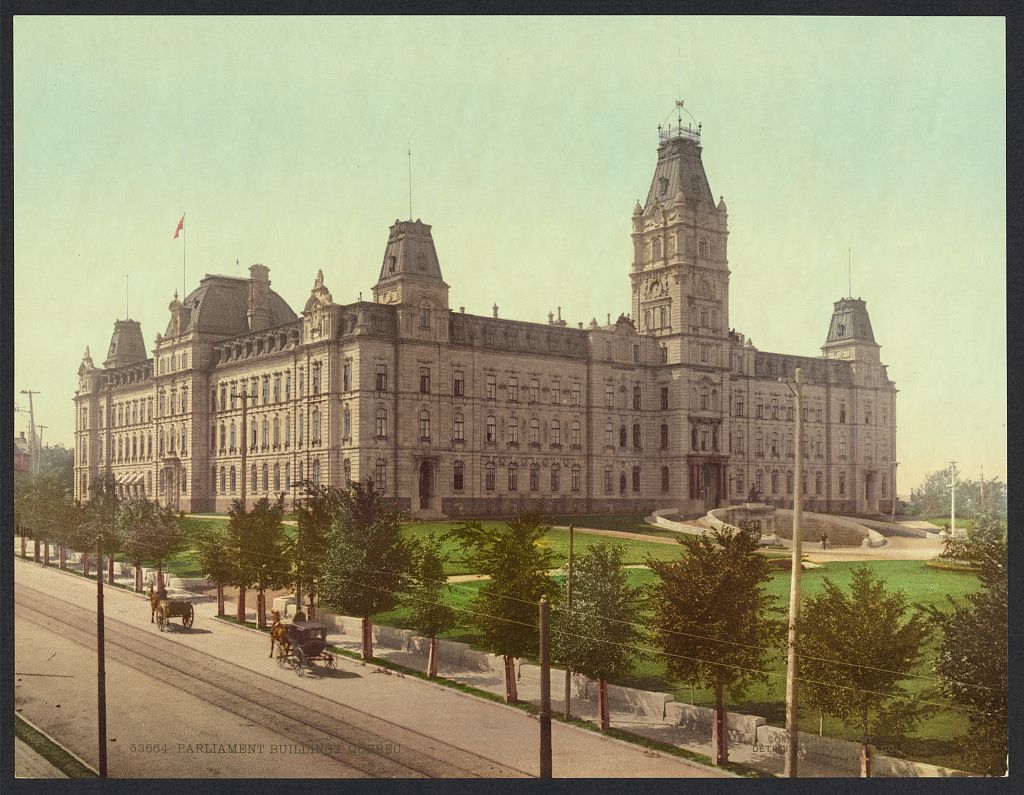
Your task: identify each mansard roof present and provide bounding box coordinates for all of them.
[167,274,296,337]
[824,297,877,347]
[644,135,716,212]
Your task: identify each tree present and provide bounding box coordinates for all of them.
[446,512,558,703]
[319,480,413,659]
[14,468,76,565]
[195,524,236,617]
[226,495,289,629]
[928,512,1007,775]
[552,540,642,730]
[647,523,781,765]
[74,474,124,581]
[118,497,186,592]
[38,444,74,493]
[799,565,934,777]
[290,480,343,619]
[403,533,457,677]
[909,468,1007,519]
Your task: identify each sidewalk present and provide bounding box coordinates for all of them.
[14,551,730,779]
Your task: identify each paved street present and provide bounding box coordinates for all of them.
[13,555,729,779]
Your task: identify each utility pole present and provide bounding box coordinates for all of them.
[784,367,804,778]
[949,461,958,536]
[891,462,899,525]
[37,424,47,456]
[539,595,552,779]
[240,387,248,509]
[563,524,574,720]
[20,389,40,473]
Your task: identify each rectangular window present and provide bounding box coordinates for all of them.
[273,375,281,402]
[661,387,669,410]
[508,377,519,402]
[285,372,291,400]
[605,385,614,408]
[529,379,539,403]
[454,370,465,397]
[633,344,640,363]
[509,418,519,444]
[551,381,560,404]
[342,363,351,392]
[485,465,495,491]
[571,466,581,492]
[571,383,580,406]
[486,375,496,400]
[633,386,642,410]
[312,363,322,395]
[298,369,305,398]
[420,367,431,394]
[376,365,388,392]
[262,377,270,404]
[376,461,387,491]
[454,413,465,441]
[453,462,464,491]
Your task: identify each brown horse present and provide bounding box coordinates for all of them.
[148,586,160,623]
[270,610,290,658]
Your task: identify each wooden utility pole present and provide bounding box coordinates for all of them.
[949,461,958,536]
[539,596,552,779]
[97,531,108,777]
[784,367,804,778]
[563,524,574,720]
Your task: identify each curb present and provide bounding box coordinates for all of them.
[15,711,99,776]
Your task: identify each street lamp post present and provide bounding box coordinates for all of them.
[784,367,804,777]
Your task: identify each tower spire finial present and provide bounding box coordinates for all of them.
[408,143,413,221]
[848,247,852,298]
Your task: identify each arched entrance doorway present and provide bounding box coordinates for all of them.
[419,461,432,510]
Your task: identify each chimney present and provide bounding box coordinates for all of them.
[247,264,272,331]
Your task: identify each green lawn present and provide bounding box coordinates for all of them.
[373,559,984,771]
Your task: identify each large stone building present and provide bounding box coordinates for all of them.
[73,119,897,517]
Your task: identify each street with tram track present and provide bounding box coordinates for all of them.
[13,555,729,779]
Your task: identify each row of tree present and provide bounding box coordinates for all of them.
[909,468,1007,518]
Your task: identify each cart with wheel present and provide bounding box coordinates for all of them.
[155,595,195,631]
[276,621,336,676]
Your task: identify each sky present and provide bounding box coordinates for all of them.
[13,16,1005,494]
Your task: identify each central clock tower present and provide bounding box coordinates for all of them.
[629,112,730,369]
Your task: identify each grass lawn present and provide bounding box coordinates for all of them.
[373,558,984,771]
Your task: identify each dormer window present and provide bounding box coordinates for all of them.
[388,255,397,273]
[658,177,669,195]
[837,323,846,337]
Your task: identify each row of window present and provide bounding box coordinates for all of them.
[215,362,325,412]
[213,459,320,494]
[479,462,582,493]
[731,467,886,499]
[740,397,889,427]
[103,427,188,464]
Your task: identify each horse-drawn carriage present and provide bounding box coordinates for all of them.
[274,620,336,676]
[149,587,195,631]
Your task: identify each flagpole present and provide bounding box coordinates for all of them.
[182,212,186,298]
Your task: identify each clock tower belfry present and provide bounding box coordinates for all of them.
[630,104,730,369]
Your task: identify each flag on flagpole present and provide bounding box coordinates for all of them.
[173,214,185,239]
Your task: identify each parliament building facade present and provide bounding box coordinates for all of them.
[73,122,897,518]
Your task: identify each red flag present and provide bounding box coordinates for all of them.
[173,214,184,239]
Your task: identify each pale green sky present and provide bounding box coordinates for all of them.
[14,16,1005,492]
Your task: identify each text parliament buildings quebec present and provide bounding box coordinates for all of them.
[73,112,897,518]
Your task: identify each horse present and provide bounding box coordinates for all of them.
[148,583,168,623]
[270,610,290,659]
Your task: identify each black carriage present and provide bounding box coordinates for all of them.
[277,621,336,676]
[156,595,195,631]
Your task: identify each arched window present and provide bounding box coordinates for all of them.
[652,237,662,259]
[660,306,668,328]
[230,466,236,493]
[180,426,187,455]
[619,425,627,448]
[376,406,387,438]
[619,472,627,494]
[711,389,718,410]
[251,464,257,491]
[261,417,269,447]
[660,424,669,449]
[632,466,641,492]
[219,466,226,494]
[311,409,321,443]
[632,424,641,449]
[312,459,320,487]
[551,464,561,492]
[838,471,846,495]
[571,464,581,492]
[508,463,519,491]
[274,463,281,491]
[645,309,652,329]
[229,421,236,450]
[285,462,291,489]
[419,410,431,441]
[485,415,497,443]
[484,462,496,491]
[604,466,613,493]
[343,405,351,438]
[661,466,669,492]
[273,416,280,446]
[285,413,291,446]
[262,464,269,491]
[529,463,540,491]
